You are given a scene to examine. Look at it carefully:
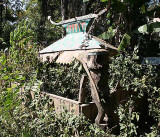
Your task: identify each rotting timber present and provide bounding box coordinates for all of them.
[39,13,118,126]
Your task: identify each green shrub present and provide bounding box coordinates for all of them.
[109,47,160,135]
[0,20,109,137]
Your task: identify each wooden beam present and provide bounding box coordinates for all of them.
[78,74,88,103]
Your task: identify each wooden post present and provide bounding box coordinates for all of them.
[78,74,88,103]
[85,51,109,125]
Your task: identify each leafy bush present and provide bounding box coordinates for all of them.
[0,70,109,137]
[109,47,160,135]
[39,60,91,102]
[0,20,108,137]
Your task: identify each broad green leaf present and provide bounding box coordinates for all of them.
[120,124,126,130]
[78,65,83,73]
[107,27,116,38]
[2,42,6,45]
[150,22,160,33]
[106,12,111,18]
[73,61,79,69]
[138,24,148,34]
[3,75,9,80]
[6,88,13,92]
[140,4,146,13]
[155,28,160,33]
[138,22,160,34]
[0,38,4,42]
[11,84,17,89]
[136,114,139,121]
[118,33,131,51]
[101,0,108,2]
[83,0,90,2]
[99,32,109,40]
[1,57,6,65]
[99,27,116,40]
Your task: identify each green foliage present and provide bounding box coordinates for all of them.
[83,0,90,2]
[101,0,109,2]
[99,26,116,40]
[138,22,160,34]
[109,46,160,135]
[39,60,91,102]
[0,38,7,49]
[109,47,157,94]
[9,20,40,77]
[118,99,139,137]
[118,33,131,51]
[0,19,107,136]
[0,66,108,136]
[0,22,15,47]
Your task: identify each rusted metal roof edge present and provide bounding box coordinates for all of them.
[48,14,97,26]
[38,48,103,55]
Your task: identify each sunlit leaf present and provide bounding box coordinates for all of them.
[99,27,116,40]
[101,0,108,2]
[83,0,90,2]
[138,24,148,34]
[118,33,131,51]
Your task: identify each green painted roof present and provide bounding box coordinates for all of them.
[39,32,102,54]
[40,16,113,54]
[62,19,90,34]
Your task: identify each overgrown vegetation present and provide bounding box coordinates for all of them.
[0,21,107,136]
[109,47,160,136]
[39,61,92,102]
[0,0,160,136]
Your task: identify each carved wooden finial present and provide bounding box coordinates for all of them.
[48,14,97,26]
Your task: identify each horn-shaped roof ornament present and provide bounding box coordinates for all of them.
[48,14,98,34]
[48,14,97,26]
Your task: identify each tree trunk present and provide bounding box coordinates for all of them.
[4,0,7,23]
[0,4,2,22]
[41,0,48,25]
[82,2,87,15]
[61,0,68,36]
[79,75,88,103]
[37,0,48,45]
[61,0,68,20]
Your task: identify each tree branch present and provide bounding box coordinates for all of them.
[87,0,111,35]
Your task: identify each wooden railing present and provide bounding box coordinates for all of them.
[30,91,98,122]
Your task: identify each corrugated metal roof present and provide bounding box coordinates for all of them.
[39,32,102,54]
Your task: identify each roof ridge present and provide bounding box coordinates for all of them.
[48,14,97,26]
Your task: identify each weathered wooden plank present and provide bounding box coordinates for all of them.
[80,102,97,122]
[43,92,81,105]
[79,74,88,103]
[30,91,97,121]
